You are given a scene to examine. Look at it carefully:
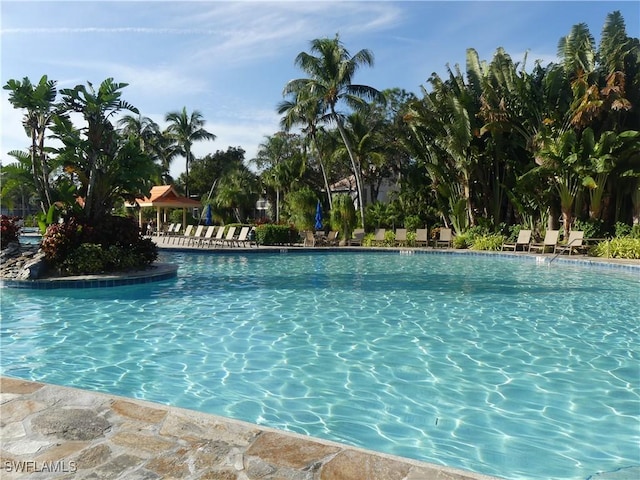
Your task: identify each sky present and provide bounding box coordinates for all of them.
[1,1,638,179]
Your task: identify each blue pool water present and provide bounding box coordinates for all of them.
[1,251,639,479]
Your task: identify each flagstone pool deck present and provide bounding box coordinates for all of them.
[1,377,498,480]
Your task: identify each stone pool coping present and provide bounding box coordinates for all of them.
[0,376,500,480]
[0,263,178,289]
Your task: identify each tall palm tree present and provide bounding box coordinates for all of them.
[3,75,60,214]
[283,35,385,224]
[278,89,333,209]
[165,107,216,197]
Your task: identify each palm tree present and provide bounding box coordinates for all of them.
[164,107,216,197]
[57,78,144,222]
[3,75,60,214]
[254,133,306,222]
[278,89,333,209]
[283,35,385,224]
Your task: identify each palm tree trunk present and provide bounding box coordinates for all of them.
[333,112,365,226]
[311,134,332,210]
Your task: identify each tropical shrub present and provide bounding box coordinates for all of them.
[362,233,375,247]
[404,215,422,232]
[330,194,357,240]
[1,215,20,249]
[385,230,396,245]
[41,214,157,275]
[614,221,632,238]
[470,234,506,251]
[282,187,317,231]
[452,233,470,249]
[59,243,105,275]
[574,218,605,239]
[255,223,297,245]
[590,238,640,259]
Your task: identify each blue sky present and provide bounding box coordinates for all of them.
[2,1,638,179]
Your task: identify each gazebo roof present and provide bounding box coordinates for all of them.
[133,185,201,208]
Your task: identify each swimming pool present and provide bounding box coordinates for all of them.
[1,251,638,479]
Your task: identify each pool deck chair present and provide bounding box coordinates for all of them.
[323,230,339,246]
[554,230,586,255]
[209,226,226,248]
[235,226,251,247]
[186,225,205,246]
[199,226,216,247]
[160,223,175,236]
[304,230,316,247]
[220,226,238,247]
[415,228,428,247]
[502,229,532,251]
[395,229,408,247]
[434,228,452,248]
[174,224,192,245]
[349,228,365,246]
[372,228,386,246]
[529,230,559,253]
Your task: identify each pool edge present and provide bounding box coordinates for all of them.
[0,375,502,480]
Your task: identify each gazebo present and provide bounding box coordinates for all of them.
[128,185,201,235]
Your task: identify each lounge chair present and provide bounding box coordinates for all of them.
[174,224,193,245]
[220,226,238,247]
[529,230,560,253]
[208,225,226,248]
[395,228,408,247]
[372,228,386,246]
[199,226,216,247]
[160,223,175,236]
[415,228,428,247]
[349,228,365,246]
[502,229,532,251]
[187,225,205,246]
[304,230,316,247]
[235,226,251,247]
[434,228,452,248]
[324,230,339,246]
[554,230,585,255]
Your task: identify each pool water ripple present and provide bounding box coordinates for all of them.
[1,251,638,479]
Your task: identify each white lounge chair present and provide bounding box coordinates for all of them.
[502,229,532,251]
[372,228,386,246]
[554,230,585,255]
[220,226,237,247]
[395,228,407,247]
[529,230,560,253]
[434,228,452,248]
[415,228,428,247]
[174,224,192,245]
[187,225,205,246]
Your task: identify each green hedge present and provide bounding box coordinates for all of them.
[590,238,640,259]
[255,224,298,245]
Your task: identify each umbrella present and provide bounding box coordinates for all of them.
[204,204,212,226]
[314,200,323,230]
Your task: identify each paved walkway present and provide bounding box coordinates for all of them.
[1,377,497,480]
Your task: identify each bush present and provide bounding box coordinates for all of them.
[255,224,297,245]
[1,215,20,249]
[590,238,640,259]
[574,218,605,239]
[41,214,158,275]
[470,234,506,251]
[404,215,422,232]
[59,243,105,275]
[452,233,470,249]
